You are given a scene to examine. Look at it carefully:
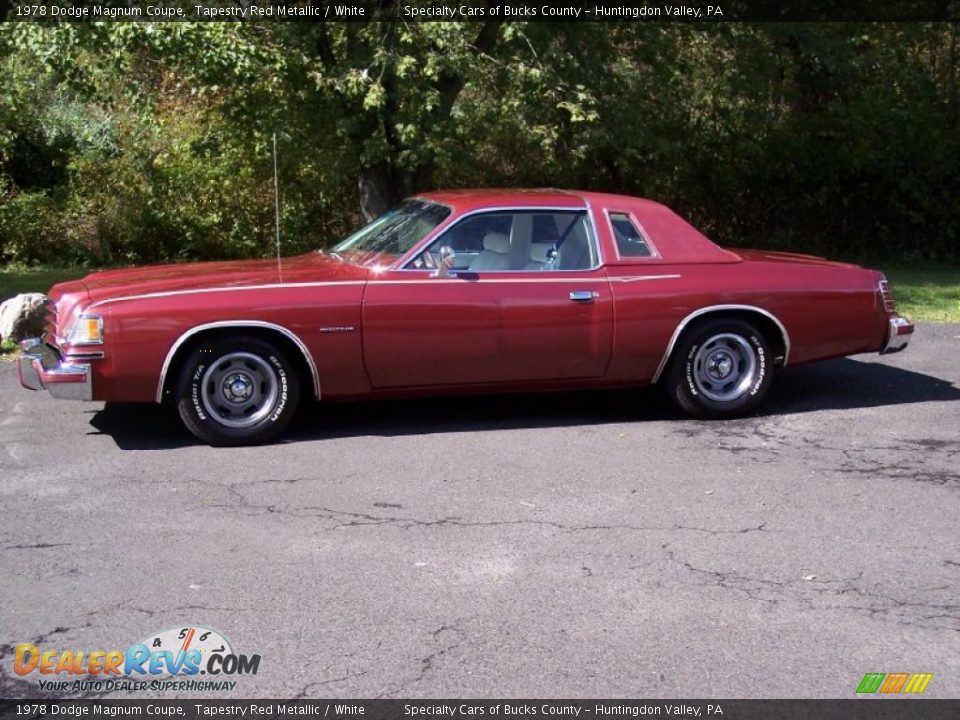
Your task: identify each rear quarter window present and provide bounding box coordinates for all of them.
[609,212,654,258]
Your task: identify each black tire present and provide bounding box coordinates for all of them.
[664,318,773,419]
[175,335,301,446]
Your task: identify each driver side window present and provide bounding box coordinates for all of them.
[407,210,597,272]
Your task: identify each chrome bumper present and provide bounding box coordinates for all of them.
[17,339,92,401]
[881,316,914,355]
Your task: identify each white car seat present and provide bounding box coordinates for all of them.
[524,242,556,271]
[469,232,512,271]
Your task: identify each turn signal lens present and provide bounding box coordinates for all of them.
[66,314,104,344]
[877,279,896,313]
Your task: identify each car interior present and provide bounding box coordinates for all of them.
[411,210,598,272]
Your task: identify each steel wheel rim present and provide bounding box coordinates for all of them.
[200,352,279,429]
[692,333,757,403]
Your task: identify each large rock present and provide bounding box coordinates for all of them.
[0,293,48,342]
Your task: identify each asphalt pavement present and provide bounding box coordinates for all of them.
[1,324,958,699]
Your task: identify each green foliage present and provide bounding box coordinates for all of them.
[0,21,958,267]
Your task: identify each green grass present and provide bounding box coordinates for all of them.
[884,264,960,323]
[0,336,18,361]
[0,267,89,356]
[0,267,88,305]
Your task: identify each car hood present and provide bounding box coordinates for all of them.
[76,253,370,305]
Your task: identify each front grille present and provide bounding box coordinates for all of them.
[44,300,59,341]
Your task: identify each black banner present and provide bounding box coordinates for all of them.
[1,0,959,23]
[1,700,960,720]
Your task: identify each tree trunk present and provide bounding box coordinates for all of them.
[357,162,436,221]
[357,164,396,222]
[353,19,501,220]
[949,23,957,128]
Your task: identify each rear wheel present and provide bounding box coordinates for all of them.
[175,335,301,446]
[664,318,773,419]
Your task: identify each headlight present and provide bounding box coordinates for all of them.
[66,314,104,344]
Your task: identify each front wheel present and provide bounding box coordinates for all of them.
[175,335,301,446]
[664,318,773,419]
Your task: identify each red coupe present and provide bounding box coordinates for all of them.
[18,189,914,446]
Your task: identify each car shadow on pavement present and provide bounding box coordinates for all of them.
[87,357,960,449]
[767,357,960,413]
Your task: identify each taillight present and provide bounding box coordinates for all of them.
[877,277,896,313]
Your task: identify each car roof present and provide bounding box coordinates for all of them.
[416,188,587,209]
[414,188,740,264]
[416,188,681,213]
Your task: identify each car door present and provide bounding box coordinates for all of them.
[361,208,614,389]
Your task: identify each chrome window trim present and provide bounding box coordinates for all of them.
[651,304,791,384]
[605,208,662,261]
[394,204,604,273]
[156,320,321,403]
[369,274,680,285]
[583,195,606,267]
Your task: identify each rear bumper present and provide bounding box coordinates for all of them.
[17,338,92,401]
[881,316,914,355]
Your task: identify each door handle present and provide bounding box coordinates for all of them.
[569,290,597,303]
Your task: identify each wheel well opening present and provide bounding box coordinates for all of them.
[672,309,789,371]
[160,327,316,403]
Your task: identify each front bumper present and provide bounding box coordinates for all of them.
[17,338,92,401]
[881,316,914,354]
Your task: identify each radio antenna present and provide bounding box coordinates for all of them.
[273,131,283,282]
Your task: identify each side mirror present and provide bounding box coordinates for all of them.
[431,246,457,277]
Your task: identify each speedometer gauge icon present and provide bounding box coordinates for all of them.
[136,626,233,677]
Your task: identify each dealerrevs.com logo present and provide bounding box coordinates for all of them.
[13,626,260,693]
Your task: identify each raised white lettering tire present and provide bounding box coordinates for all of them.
[664,318,773,419]
[175,335,300,446]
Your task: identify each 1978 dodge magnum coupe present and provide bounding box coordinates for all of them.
[17,189,913,446]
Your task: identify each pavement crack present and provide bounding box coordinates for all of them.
[288,670,369,699]
[666,550,959,632]
[214,485,776,539]
[672,523,772,535]
[406,623,465,689]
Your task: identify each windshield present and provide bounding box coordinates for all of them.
[332,200,451,266]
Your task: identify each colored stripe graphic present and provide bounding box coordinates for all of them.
[880,673,909,693]
[859,672,933,694]
[904,673,933,693]
[857,673,885,693]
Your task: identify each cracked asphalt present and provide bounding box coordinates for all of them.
[1,324,959,699]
